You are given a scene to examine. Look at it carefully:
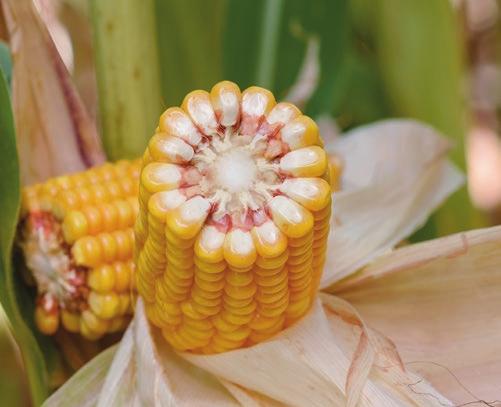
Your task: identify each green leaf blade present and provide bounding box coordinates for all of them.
[156,0,226,106]
[375,0,487,235]
[0,41,12,88]
[0,65,49,406]
[304,0,349,117]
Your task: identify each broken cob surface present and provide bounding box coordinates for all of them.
[136,81,333,354]
[18,160,141,340]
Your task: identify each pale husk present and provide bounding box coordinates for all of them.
[43,344,117,407]
[2,0,105,185]
[44,120,464,406]
[335,225,501,406]
[45,298,451,407]
[322,119,463,288]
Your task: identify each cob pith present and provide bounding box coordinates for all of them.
[19,160,141,339]
[136,81,333,353]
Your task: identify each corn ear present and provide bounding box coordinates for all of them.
[136,81,336,353]
[19,160,140,339]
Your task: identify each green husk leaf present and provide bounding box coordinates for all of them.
[375,0,486,235]
[0,66,49,406]
[90,0,162,160]
[333,50,390,128]
[223,0,276,90]
[223,0,349,112]
[304,0,349,116]
[223,0,308,98]
[0,41,12,87]
[155,0,226,106]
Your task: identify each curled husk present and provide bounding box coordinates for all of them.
[1,0,105,185]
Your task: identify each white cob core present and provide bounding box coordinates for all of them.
[20,214,80,310]
[192,131,281,216]
[215,149,257,193]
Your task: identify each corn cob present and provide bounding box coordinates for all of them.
[19,160,141,340]
[136,81,333,354]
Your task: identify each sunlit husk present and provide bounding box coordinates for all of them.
[1,0,105,185]
[334,225,501,406]
[321,120,463,288]
[45,298,451,407]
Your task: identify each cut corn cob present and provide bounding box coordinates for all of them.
[136,81,333,354]
[19,160,141,340]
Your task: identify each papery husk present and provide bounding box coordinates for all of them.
[45,298,451,407]
[42,345,116,407]
[322,119,463,288]
[1,0,105,185]
[334,225,501,406]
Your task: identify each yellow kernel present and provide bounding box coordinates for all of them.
[117,294,132,315]
[100,203,119,231]
[212,315,239,333]
[114,229,134,260]
[62,211,88,243]
[108,316,130,333]
[89,184,111,203]
[280,115,320,150]
[96,233,118,263]
[61,310,80,333]
[217,326,251,342]
[249,314,284,331]
[158,107,202,146]
[223,229,257,268]
[165,196,210,240]
[88,291,120,319]
[148,133,194,164]
[269,196,314,238]
[142,162,182,193]
[81,206,102,235]
[58,190,80,210]
[114,262,132,292]
[280,146,327,178]
[115,200,134,229]
[280,178,331,212]
[210,81,241,127]
[285,296,311,320]
[88,265,116,293]
[80,310,109,340]
[181,90,218,136]
[72,236,103,267]
[35,306,59,335]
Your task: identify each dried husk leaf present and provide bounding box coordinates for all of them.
[42,344,117,407]
[335,225,501,406]
[186,295,451,407]
[1,0,105,185]
[46,297,451,407]
[127,299,235,407]
[45,298,243,407]
[322,119,463,288]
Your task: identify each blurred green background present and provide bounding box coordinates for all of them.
[2,0,501,404]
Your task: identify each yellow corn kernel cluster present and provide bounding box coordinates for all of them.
[20,160,141,340]
[136,81,334,353]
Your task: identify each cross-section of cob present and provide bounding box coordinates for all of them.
[136,81,332,354]
[19,160,141,340]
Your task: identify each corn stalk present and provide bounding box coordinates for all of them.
[90,0,162,160]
